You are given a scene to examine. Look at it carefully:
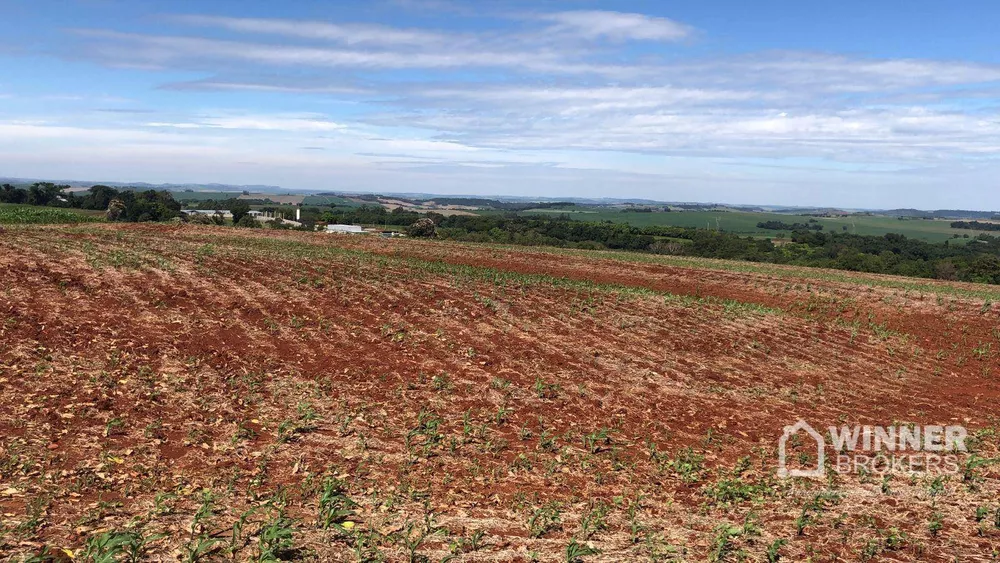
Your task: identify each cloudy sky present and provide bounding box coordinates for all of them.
[2,0,1000,208]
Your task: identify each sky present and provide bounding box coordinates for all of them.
[1,0,1000,208]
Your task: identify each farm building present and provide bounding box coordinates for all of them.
[181,209,232,218]
[252,210,301,226]
[326,224,365,234]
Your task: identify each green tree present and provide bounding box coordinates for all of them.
[230,200,251,224]
[79,185,118,210]
[969,255,1000,284]
[0,184,26,204]
[26,183,65,206]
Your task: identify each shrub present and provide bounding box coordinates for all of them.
[106,199,126,221]
[235,214,260,228]
[188,213,214,225]
[407,218,436,238]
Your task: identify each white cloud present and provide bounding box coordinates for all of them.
[18,8,1000,206]
[537,10,693,42]
[688,52,1000,91]
[172,15,452,47]
[75,30,606,74]
[413,85,776,114]
[62,23,1000,166]
[363,103,1000,164]
[145,122,204,129]
[145,114,346,132]
[162,80,368,95]
[172,11,692,49]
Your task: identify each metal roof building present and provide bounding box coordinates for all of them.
[181,209,232,217]
[325,224,365,234]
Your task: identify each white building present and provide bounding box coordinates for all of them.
[326,224,365,234]
[182,209,232,218]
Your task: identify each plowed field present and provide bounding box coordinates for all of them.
[2,224,999,561]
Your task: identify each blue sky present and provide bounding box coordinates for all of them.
[2,0,1000,208]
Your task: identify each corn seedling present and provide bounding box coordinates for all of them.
[565,538,600,562]
[528,502,562,538]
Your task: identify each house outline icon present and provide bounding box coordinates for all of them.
[778,420,825,478]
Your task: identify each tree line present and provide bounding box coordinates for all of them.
[1,183,181,222]
[757,220,824,231]
[951,221,1000,231]
[396,213,1000,284]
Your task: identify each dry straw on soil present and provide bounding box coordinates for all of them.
[0,224,998,561]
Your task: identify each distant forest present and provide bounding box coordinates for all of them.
[951,221,1000,231]
[886,209,1000,219]
[756,220,824,231]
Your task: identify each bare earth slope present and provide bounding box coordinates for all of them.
[1,224,999,561]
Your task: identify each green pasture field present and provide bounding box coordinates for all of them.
[0,203,103,224]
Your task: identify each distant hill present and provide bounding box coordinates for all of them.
[0,177,289,194]
[769,207,852,216]
[883,209,999,220]
[3,177,999,216]
[317,191,668,205]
